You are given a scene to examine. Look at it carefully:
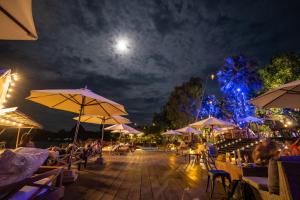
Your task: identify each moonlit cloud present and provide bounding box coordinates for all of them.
[0,0,299,130]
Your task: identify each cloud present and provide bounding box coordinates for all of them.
[0,0,299,130]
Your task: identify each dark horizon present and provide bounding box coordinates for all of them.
[0,0,300,131]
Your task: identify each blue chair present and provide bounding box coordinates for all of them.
[203,151,231,199]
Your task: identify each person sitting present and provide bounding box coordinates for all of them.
[290,137,300,156]
[252,139,280,166]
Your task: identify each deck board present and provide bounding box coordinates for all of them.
[65,151,225,200]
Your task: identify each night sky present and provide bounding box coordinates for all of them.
[0,0,300,131]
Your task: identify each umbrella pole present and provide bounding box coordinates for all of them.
[69,97,85,169]
[16,128,21,148]
[100,118,106,157]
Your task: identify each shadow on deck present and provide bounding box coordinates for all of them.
[65,151,226,200]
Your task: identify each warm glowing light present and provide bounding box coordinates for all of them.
[115,38,130,53]
[0,119,4,123]
[5,120,10,124]
[287,121,292,125]
[18,123,22,127]
[13,74,18,81]
[284,124,288,128]
[8,88,13,92]
[11,82,15,86]
[6,94,11,98]
[211,74,215,80]
[12,122,16,125]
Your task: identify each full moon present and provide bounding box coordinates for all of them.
[115,38,130,54]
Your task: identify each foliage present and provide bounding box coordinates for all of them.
[198,95,221,119]
[217,55,262,123]
[153,77,203,131]
[259,53,300,91]
[258,53,300,119]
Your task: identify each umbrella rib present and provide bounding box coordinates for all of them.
[96,101,111,117]
[0,5,36,38]
[97,101,127,115]
[88,100,127,114]
[50,94,78,108]
[65,94,81,105]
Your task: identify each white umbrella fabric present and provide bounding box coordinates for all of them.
[161,130,182,136]
[250,80,300,108]
[190,116,235,129]
[105,124,140,134]
[0,0,38,40]
[176,126,202,135]
[73,115,130,146]
[239,116,263,124]
[27,88,127,165]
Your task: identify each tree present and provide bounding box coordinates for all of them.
[153,77,203,130]
[258,53,300,120]
[198,95,221,119]
[217,55,262,123]
[259,53,300,91]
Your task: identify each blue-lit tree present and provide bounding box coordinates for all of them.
[217,55,262,123]
[198,95,221,119]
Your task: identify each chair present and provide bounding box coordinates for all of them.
[0,166,64,200]
[203,151,231,199]
[243,160,300,200]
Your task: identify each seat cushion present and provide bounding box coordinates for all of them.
[9,177,52,200]
[243,176,268,191]
[208,169,230,176]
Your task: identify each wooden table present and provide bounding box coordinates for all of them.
[185,153,201,163]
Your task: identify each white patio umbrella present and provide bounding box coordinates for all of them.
[190,116,235,142]
[26,87,127,164]
[190,116,235,129]
[239,116,263,124]
[105,124,140,134]
[176,126,202,135]
[73,115,130,146]
[0,0,38,40]
[161,130,182,136]
[250,80,300,108]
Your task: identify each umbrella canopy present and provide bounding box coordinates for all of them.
[250,80,300,108]
[26,88,127,116]
[176,126,202,135]
[190,116,235,129]
[161,130,182,136]
[105,124,140,134]
[0,0,37,40]
[73,115,130,125]
[0,107,42,128]
[239,116,263,124]
[27,87,127,164]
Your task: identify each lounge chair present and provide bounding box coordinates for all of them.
[0,166,64,200]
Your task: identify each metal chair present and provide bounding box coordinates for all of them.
[203,151,231,199]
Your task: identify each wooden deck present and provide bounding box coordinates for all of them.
[65,150,226,200]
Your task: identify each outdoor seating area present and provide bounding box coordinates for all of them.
[1,0,300,199]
